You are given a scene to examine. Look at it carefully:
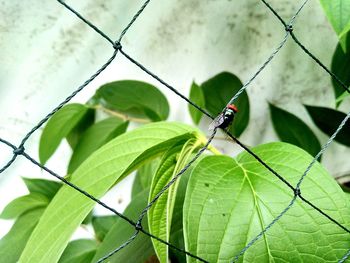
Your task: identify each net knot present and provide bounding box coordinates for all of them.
[135,220,143,231]
[113,41,122,50]
[294,187,301,197]
[13,146,25,155]
[285,24,293,32]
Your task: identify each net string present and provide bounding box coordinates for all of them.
[58,0,350,261]
[232,108,350,262]
[23,146,209,263]
[0,0,208,262]
[99,128,218,260]
[0,0,349,262]
[261,0,350,95]
[121,24,350,263]
[0,0,207,261]
[227,0,309,105]
[97,0,309,260]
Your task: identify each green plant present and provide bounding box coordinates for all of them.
[2,0,350,261]
[1,69,350,263]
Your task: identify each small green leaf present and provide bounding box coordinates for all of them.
[58,239,97,263]
[39,104,93,164]
[188,82,205,124]
[66,109,95,149]
[336,90,350,105]
[331,32,350,102]
[148,139,198,262]
[201,72,250,137]
[68,117,128,173]
[319,0,350,38]
[20,122,200,263]
[95,80,169,121]
[82,211,93,225]
[92,189,155,263]
[131,159,160,199]
[0,208,45,263]
[269,104,321,157]
[184,143,350,262]
[0,193,49,219]
[92,215,119,242]
[305,105,350,146]
[22,178,62,200]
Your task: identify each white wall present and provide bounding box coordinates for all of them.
[1,0,349,238]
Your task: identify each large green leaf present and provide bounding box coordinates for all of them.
[131,159,160,199]
[39,103,93,164]
[92,215,119,242]
[331,32,350,101]
[319,0,350,39]
[201,72,249,137]
[68,117,128,173]
[269,104,321,157]
[0,193,49,219]
[92,189,155,263]
[188,82,205,124]
[305,105,350,146]
[148,139,198,262]
[20,122,200,263]
[184,143,350,262]
[58,239,97,263]
[95,80,169,121]
[0,208,45,263]
[22,178,62,200]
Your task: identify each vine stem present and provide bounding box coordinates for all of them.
[92,105,150,123]
[196,135,221,155]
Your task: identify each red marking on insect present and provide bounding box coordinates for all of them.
[227,104,238,112]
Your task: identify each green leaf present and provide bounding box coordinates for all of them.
[66,109,95,149]
[269,104,321,157]
[92,215,119,242]
[169,158,197,263]
[92,189,155,263]
[22,178,62,200]
[319,0,350,38]
[39,104,93,164]
[58,239,97,263]
[201,72,250,137]
[188,82,205,124]
[131,159,160,199]
[20,122,200,263]
[184,143,350,262]
[331,32,350,102]
[68,117,129,173]
[305,105,350,146]
[82,211,93,225]
[0,208,45,263]
[148,139,198,262]
[95,80,169,121]
[336,90,350,105]
[0,193,49,219]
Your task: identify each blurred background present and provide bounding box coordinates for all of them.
[1,0,349,238]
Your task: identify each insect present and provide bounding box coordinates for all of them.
[209,104,238,130]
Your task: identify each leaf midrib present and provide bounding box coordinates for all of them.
[236,161,274,262]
